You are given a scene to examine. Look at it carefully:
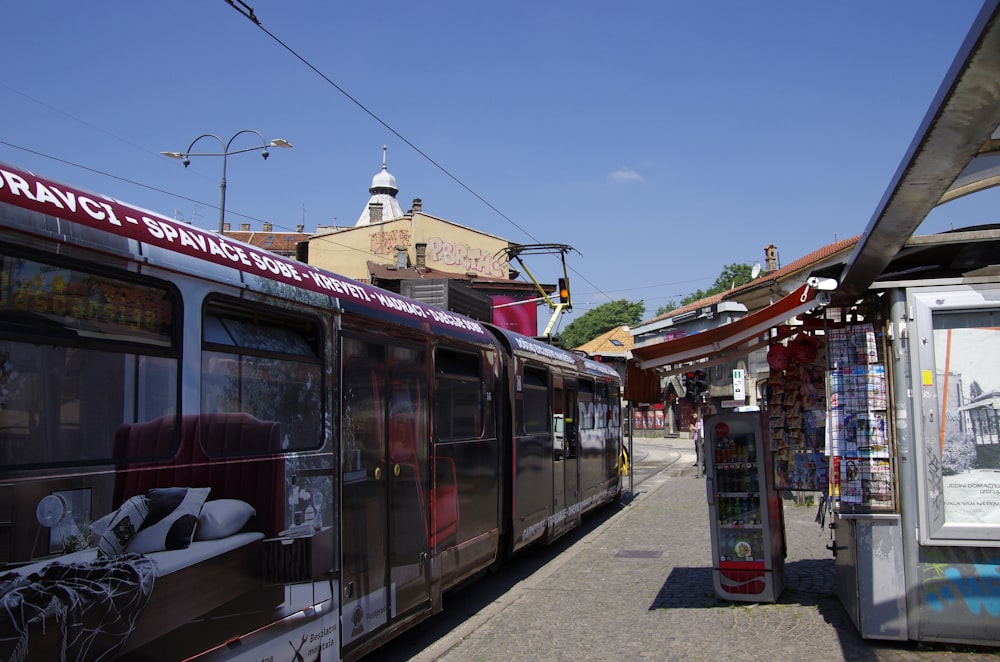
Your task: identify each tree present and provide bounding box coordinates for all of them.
[655,301,679,317]
[561,299,645,348]
[680,262,755,306]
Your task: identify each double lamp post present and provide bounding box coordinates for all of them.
[161,129,291,233]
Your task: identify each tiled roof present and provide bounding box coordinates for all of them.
[367,261,544,296]
[640,292,726,328]
[224,231,309,255]
[724,235,860,299]
[635,235,859,329]
[574,325,634,355]
[367,261,511,284]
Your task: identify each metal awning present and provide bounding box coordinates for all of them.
[836,0,1000,304]
[630,283,830,371]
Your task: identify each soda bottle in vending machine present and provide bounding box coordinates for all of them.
[704,412,785,602]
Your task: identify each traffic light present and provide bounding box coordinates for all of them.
[557,278,570,305]
[683,371,696,402]
[693,369,708,397]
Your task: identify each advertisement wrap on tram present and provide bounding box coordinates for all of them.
[0,162,624,661]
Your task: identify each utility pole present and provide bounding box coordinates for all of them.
[498,243,578,341]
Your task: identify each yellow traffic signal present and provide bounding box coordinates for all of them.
[558,278,570,304]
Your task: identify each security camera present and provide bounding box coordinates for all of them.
[261,150,269,160]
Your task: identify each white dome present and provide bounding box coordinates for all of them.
[371,167,397,192]
[356,146,404,226]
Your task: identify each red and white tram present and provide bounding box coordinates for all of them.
[0,162,622,661]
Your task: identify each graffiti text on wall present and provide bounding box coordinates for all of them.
[427,237,506,278]
[922,559,1000,618]
[369,229,411,256]
[926,442,944,521]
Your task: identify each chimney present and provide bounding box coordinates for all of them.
[411,198,422,213]
[296,224,304,233]
[223,222,231,232]
[415,243,426,269]
[263,222,272,232]
[240,223,251,232]
[764,244,779,272]
[369,202,383,224]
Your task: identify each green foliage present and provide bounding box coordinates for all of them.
[561,299,645,348]
[680,263,755,306]
[655,301,678,317]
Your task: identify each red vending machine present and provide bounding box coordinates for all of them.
[705,411,785,602]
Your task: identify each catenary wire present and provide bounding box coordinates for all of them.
[221,1,620,305]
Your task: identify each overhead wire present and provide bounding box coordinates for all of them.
[2,5,671,307]
[222,1,619,304]
[0,139,384,262]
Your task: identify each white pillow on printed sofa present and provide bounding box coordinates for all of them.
[194,499,256,540]
[127,487,211,554]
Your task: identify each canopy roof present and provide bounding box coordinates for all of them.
[630,283,827,372]
[837,0,1000,303]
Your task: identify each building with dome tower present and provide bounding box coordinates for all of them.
[353,146,404,226]
[304,148,547,335]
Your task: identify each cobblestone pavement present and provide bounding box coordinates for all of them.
[387,435,1000,662]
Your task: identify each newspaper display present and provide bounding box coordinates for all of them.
[827,324,896,512]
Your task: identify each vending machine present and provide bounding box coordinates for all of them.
[705,411,785,602]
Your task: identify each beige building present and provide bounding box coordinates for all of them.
[306,149,513,285]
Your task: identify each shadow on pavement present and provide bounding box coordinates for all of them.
[372,500,626,661]
[649,557,836,610]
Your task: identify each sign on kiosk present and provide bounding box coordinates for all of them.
[732,369,746,401]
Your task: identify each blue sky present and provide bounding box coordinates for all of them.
[1,2,995,330]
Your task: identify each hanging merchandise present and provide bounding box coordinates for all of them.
[767,331,829,491]
[766,343,790,370]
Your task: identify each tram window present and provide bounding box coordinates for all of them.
[578,380,595,430]
[0,253,174,349]
[596,382,609,429]
[202,301,323,453]
[610,387,621,429]
[521,365,549,435]
[203,314,316,357]
[434,348,483,441]
[0,253,179,467]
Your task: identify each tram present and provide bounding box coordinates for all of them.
[0,162,622,661]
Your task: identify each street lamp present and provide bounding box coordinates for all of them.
[161,129,292,233]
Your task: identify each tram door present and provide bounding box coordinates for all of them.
[340,337,430,648]
[561,385,580,508]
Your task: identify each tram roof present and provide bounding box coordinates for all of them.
[0,162,493,345]
[489,327,620,381]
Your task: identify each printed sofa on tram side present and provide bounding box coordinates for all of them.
[12,412,286,660]
[109,412,286,652]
